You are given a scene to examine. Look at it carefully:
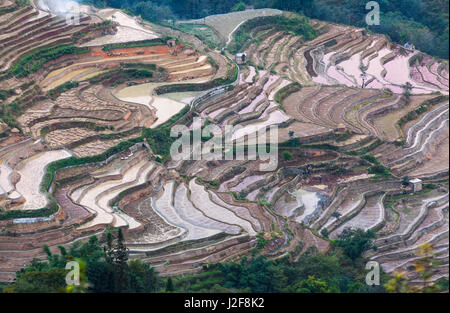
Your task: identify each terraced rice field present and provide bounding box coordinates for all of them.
[74,156,153,229]
[81,9,159,46]
[0,1,448,286]
[114,77,210,128]
[0,1,91,71]
[15,149,71,210]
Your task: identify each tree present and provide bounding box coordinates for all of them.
[402,82,413,101]
[129,259,160,292]
[2,268,67,293]
[295,275,329,293]
[335,228,376,261]
[232,2,246,11]
[134,1,174,22]
[401,175,410,186]
[166,277,175,292]
[283,151,293,161]
[87,261,115,293]
[113,228,130,292]
[104,232,114,264]
[4,236,104,293]
[5,233,160,293]
[320,228,329,238]
[331,212,342,220]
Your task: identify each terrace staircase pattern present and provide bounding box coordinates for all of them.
[0,2,449,284]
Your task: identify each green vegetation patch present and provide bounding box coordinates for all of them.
[142,105,191,162]
[120,62,157,70]
[88,68,154,87]
[40,121,110,137]
[176,23,222,49]
[48,81,79,100]
[362,154,392,177]
[398,95,449,129]
[0,89,16,101]
[229,14,317,54]
[274,82,302,104]
[11,45,89,78]
[101,38,168,51]
[2,231,161,293]
[0,0,29,16]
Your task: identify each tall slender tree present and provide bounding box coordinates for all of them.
[114,229,130,292]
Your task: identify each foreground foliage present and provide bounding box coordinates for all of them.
[2,229,160,293]
[172,229,385,293]
[2,228,447,293]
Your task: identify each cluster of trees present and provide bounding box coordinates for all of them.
[83,0,246,20]
[0,89,16,101]
[0,86,33,129]
[82,0,448,59]
[362,154,392,177]
[174,230,448,293]
[83,0,176,21]
[6,229,376,293]
[2,230,160,293]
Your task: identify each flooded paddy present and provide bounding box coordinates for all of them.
[275,188,328,224]
[114,78,210,128]
[15,150,72,210]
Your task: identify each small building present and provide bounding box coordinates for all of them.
[335,123,347,133]
[404,42,415,50]
[167,39,176,48]
[245,5,255,10]
[235,52,247,65]
[409,178,422,192]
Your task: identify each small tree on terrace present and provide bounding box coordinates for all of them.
[402,82,413,102]
[331,212,342,220]
[232,2,246,12]
[320,228,329,238]
[401,175,410,186]
[283,151,293,161]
